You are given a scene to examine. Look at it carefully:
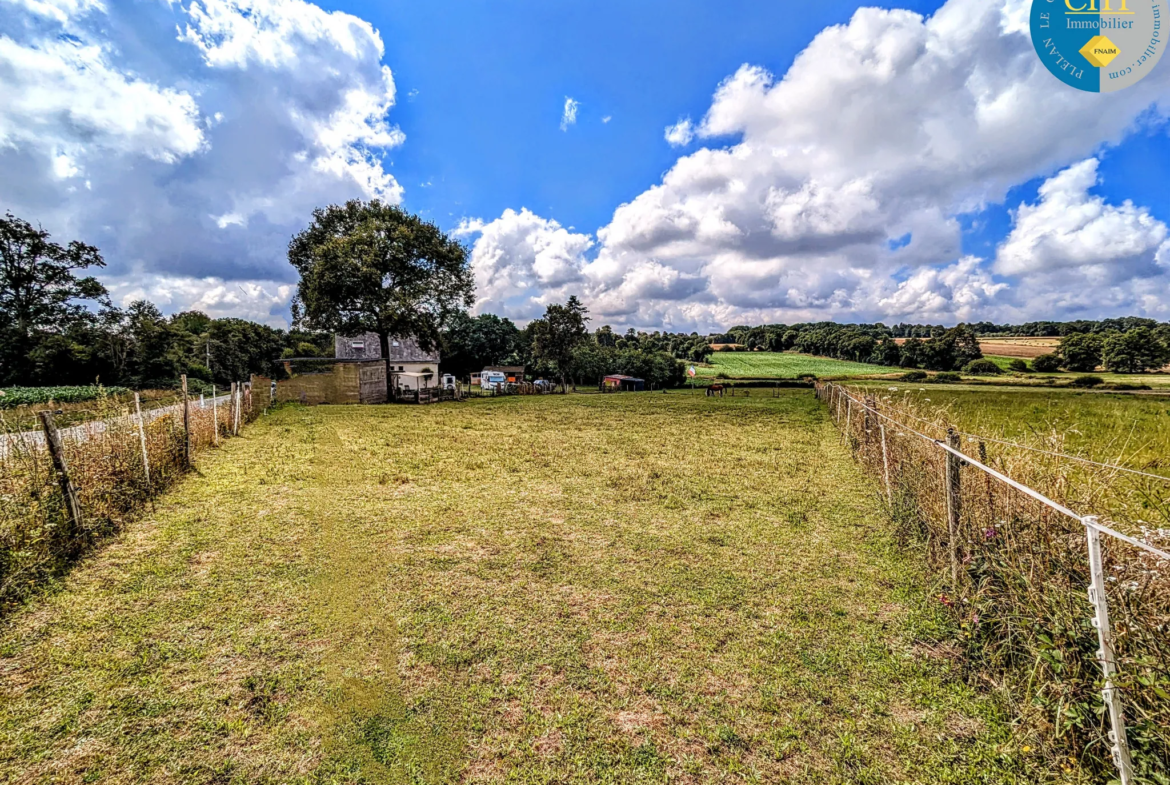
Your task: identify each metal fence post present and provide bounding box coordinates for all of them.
[134,393,150,492]
[38,411,84,537]
[1084,516,1134,785]
[880,423,892,506]
[945,428,962,588]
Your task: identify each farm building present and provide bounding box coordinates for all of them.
[602,374,645,392]
[335,333,440,377]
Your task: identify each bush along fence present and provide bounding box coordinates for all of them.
[815,383,1170,784]
[0,376,270,612]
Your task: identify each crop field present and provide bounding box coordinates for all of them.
[695,352,902,380]
[0,385,130,409]
[975,338,1060,359]
[0,393,1055,784]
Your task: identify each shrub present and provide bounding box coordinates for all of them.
[715,372,729,379]
[901,370,928,382]
[963,359,1003,376]
[934,372,961,383]
[1070,375,1104,388]
[1032,353,1062,373]
[1008,359,1029,373]
[796,373,817,381]
[1104,382,1151,391]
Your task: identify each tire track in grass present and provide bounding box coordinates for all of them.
[306,415,467,784]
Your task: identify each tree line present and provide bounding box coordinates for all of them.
[5,203,1168,393]
[0,212,333,391]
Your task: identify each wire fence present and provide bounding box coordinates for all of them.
[0,378,269,612]
[816,382,1169,784]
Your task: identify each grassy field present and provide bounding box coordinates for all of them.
[696,352,902,380]
[978,355,1170,387]
[859,385,1170,471]
[0,393,1056,784]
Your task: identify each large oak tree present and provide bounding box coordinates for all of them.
[288,200,473,387]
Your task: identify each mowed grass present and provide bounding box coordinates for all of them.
[696,352,902,380]
[0,394,1058,784]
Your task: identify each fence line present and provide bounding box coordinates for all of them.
[0,380,268,611]
[817,382,1169,785]
[864,386,1170,484]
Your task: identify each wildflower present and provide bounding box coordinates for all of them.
[1022,745,1033,754]
[984,527,998,539]
[971,614,980,625]
[938,593,954,608]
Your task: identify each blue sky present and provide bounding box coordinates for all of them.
[1,0,1167,330]
[356,0,947,234]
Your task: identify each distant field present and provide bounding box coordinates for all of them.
[979,355,1170,387]
[696,352,902,379]
[976,337,1059,359]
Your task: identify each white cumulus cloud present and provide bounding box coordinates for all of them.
[0,0,405,324]
[992,159,1170,316]
[467,0,1170,330]
[456,208,592,322]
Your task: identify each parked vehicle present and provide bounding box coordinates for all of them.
[441,374,456,391]
[480,371,508,391]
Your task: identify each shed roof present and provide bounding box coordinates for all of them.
[603,374,644,381]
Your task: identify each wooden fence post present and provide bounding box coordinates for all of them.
[978,439,995,512]
[945,428,962,588]
[212,384,219,446]
[181,375,191,468]
[38,411,84,536]
[880,423,892,506]
[863,395,874,443]
[844,397,852,446]
[134,393,150,492]
[229,383,237,436]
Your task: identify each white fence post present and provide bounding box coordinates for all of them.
[1084,516,1134,785]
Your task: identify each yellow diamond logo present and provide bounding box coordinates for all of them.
[1080,35,1120,68]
